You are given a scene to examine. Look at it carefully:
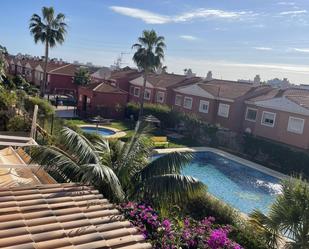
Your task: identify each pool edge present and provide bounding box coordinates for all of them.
[154,147,288,180]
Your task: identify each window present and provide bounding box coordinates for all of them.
[134,87,140,97]
[79,95,83,101]
[199,100,209,113]
[129,86,134,95]
[261,111,276,127]
[175,95,182,106]
[156,91,165,103]
[245,107,258,122]
[144,89,151,100]
[218,103,230,118]
[287,117,305,134]
[183,97,193,109]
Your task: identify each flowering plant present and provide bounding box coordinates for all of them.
[120,202,243,249]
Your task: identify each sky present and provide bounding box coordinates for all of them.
[1,0,309,84]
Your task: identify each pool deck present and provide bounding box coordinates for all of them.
[79,125,126,139]
[154,146,288,180]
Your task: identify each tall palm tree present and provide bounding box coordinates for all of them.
[249,177,309,249]
[30,125,205,206]
[0,45,7,83]
[132,30,166,124]
[29,7,67,97]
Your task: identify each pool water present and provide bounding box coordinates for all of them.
[81,126,116,136]
[158,151,281,214]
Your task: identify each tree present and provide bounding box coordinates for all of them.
[0,47,6,83]
[30,125,205,206]
[249,177,309,249]
[29,6,67,97]
[73,67,91,86]
[132,30,166,124]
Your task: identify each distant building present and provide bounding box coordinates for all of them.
[267,78,291,88]
[206,71,213,81]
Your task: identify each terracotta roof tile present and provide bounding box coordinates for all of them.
[84,82,128,94]
[248,87,309,109]
[0,183,151,249]
[197,80,270,99]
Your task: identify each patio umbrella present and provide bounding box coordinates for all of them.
[88,115,105,132]
[143,115,161,127]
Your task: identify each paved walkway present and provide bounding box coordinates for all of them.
[54,106,77,118]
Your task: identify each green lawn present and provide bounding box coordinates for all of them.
[46,117,199,148]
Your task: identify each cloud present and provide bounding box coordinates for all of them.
[110,6,254,24]
[254,47,273,51]
[277,2,296,6]
[292,48,309,53]
[165,56,309,84]
[279,10,307,15]
[109,6,170,24]
[179,35,198,41]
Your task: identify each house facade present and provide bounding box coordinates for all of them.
[172,80,273,132]
[128,73,201,106]
[243,88,309,149]
[77,81,128,118]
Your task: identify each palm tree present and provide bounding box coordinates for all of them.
[249,177,309,249]
[29,7,67,97]
[73,67,91,86]
[30,125,205,206]
[132,30,166,124]
[0,45,7,83]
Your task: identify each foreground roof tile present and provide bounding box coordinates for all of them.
[0,184,152,249]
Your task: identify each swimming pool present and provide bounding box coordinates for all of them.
[156,150,282,214]
[81,126,116,136]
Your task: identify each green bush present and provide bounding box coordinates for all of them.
[24,96,54,117]
[243,134,309,178]
[184,194,268,249]
[184,194,239,225]
[126,102,178,128]
[7,116,31,132]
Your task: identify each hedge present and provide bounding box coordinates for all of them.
[243,134,309,178]
[24,96,54,117]
[125,102,218,143]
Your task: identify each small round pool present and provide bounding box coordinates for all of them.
[80,126,116,136]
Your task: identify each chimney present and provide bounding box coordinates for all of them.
[253,74,261,85]
[206,71,213,81]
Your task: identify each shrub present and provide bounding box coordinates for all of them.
[184,194,239,225]
[120,202,243,249]
[24,96,54,117]
[126,102,178,128]
[243,134,309,178]
[183,194,268,249]
[7,116,31,132]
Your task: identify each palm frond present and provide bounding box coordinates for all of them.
[139,174,206,205]
[59,127,100,164]
[140,151,193,181]
[80,163,124,201]
[30,145,82,182]
[249,210,281,249]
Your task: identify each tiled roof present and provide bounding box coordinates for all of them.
[248,87,309,109]
[111,69,142,81]
[0,183,152,249]
[198,80,269,99]
[85,82,127,94]
[145,73,188,88]
[49,64,80,76]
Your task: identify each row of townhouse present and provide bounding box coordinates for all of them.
[171,80,309,149]
[125,76,309,150]
[4,55,106,95]
[5,54,308,149]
